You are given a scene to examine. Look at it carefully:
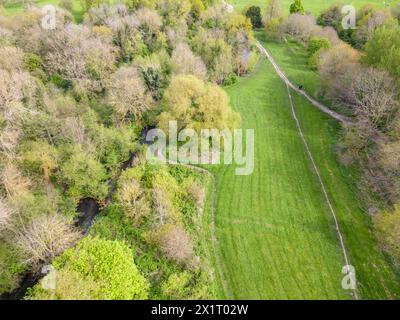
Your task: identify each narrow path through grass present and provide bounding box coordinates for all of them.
[204,52,400,299]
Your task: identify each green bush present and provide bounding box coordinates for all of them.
[0,243,26,293]
[224,73,238,86]
[50,74,72,91]
[374,205,400,261]
[24,54,43,72]
[19,140,59,181]
[50,237,149,300]
[245,6,263,29]
[289,0,305,14]
[59,147,108,200]
[89,204,139,245]
[307,37,331,57]
[307,37,331,70]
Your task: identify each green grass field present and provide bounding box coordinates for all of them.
[0,0,84,20]
[232,0,390,15]
[203,36,400,298]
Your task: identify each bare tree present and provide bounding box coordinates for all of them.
[152,188,170,227]
[280,13,317,43]
[0,69,34,110]
[0,163,31,197]
[159,224,194,264]
[329,65,398,130]
[14,214,80,267]
[106,66,153,124]
[264,0,282,22]
[0,46,24,72]
[134,7,162,34]
[0,197,13,232]
[171,43,207,80]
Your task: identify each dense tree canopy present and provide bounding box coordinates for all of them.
[158,75,241,133]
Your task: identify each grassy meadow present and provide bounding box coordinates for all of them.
[205,38,400,298]
[231,0,389,15]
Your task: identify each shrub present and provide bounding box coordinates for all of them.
[26,268,106,300]
[363,24,400,83]
[223,73,238,86]
[157,224,194,264]
[280,13,317,43]
[24,53,44,74]
[59,147,108,200]
[161,271,191,299]
[289,0,305,15]
[374,205,400,261]
[89,204,137,245]
[307,37,331,56]
[19,140,59,181]
[52,237,149,299]
[245,6,263,29]
[187,181,205,208]
[0,46,24,71]
[152,187,172,227]
[14,214,80,267]
[115,179,151,223]
[307,37,331,70]
[0,242,26,293]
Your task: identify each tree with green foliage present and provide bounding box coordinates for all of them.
[307,37,331,57]
[158,75,240,134]
[59,147,108,200]
[27,237,149,300]
[307,37,331,70]
[362,24,400,83]
[245,6,263,29]
[19,140,59,181]
[289,0,305,15]
[374,205,400,261]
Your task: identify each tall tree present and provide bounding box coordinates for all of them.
[265,0,282,22]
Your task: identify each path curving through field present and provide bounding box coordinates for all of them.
[255,41,353,125]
